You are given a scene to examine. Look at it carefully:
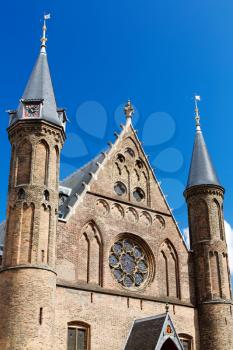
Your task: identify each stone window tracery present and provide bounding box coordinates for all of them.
[109,238,151,289]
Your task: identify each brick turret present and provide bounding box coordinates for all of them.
[184,100,233,350]
[0,18,66,350]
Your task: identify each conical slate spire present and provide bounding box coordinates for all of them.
[9,16,66,129]
[186,98,220,189]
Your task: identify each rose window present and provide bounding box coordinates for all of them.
[109,238,149,289]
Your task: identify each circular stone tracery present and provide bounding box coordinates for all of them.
[109,238,149,289]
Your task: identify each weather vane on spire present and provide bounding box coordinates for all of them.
[124,100,134,119]
[40,13,51,52]
[194,95,201,131]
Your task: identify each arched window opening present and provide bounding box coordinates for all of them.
[44,190,50,202]
[18,188,26,200]
[67,322,90,350]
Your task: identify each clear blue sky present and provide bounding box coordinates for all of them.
[1,0,233,236]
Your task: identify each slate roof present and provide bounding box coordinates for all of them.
[59,152,107,219]
[9,49,65,129]
[124,314,166,350]
[187,129,220,189]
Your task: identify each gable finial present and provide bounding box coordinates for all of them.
[124,100,134,120]
[40,13,51,53]
[165,303,169,313]
[194,95,201,132]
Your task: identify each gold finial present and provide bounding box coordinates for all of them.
[194,95,201,131]
[40,14,51,52]
[124,100,134,119]
[165,303,169,314]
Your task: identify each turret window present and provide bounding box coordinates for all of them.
[44,190,50,202]
[18,188,26,200]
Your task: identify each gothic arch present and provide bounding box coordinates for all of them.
[158,239,180,299]
[161,338,179,350]
[34,140,49,185]
[38,204,51,264]
[209,251,221,298]
[78,221,103,286]
[222,253,231,299]
[50,145,59,188]
[10,145,16,187]
[190,198,210,241]
[212,199,223,240]
[16,139,32,185]
[126,207,139,223]
[124,137,140,154]
[187,204,193,248]
[19,203,34,264]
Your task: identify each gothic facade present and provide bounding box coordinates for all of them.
[0,22,232,350]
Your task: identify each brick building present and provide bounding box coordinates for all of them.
[0,20,232,350]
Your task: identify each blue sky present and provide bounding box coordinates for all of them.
[1,0,233,251]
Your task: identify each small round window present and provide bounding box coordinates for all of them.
[114,182,127,196]
[109,238,149,289]
[133,187,145,202]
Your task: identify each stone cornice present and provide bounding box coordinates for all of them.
[7,119,66,145]
[56,279,195,308]
[0,264,57,275]
[184,184,225,200]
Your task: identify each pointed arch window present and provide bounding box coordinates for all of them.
[67,322,90,350]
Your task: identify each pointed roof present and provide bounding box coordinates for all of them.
[186,99,221,189]
[9,17,66,129]
[124,313,183,350]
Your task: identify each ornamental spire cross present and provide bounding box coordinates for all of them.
[124,100,134,119]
